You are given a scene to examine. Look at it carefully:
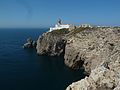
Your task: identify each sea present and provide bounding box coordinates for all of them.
[0,28,85,90]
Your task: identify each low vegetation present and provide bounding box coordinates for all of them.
[67,27,94,37]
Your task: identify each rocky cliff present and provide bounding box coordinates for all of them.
[36,29,69,56]
[65,28,120,90]
[65,28,120,73]
[36,27,120,90]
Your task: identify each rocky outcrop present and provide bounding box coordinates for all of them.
[36,29,69,56]
[23,37,37,48]
[65,28,120,90]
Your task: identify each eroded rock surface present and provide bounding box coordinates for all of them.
[65,28,120,73]
[36,29,69,56]
[36,27,120,90]
[66,53,120,90]
[66,28,120,90]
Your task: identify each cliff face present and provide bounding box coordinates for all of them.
[36,27,120,90]
[66,60,120,90]
[36,29,69,56]
[65,28,120,90]
[66,49,120,90]
[65,28,120,73]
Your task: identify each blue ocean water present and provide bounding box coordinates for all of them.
[0,28,85,90]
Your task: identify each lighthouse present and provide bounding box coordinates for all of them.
[49,19,70,32]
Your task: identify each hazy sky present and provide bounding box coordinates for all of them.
[0,0,120,28]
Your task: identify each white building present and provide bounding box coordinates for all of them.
[80,24,93,28]
[49,19,71,32]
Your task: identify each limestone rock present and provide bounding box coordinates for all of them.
[66,54,120,90]
[66,28,120,90]
[64,28,120,73]
[36,29,69,56]
[35,27,120,90]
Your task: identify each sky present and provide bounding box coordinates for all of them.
[0,0,120,28]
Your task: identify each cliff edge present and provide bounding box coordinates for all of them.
[36,27,120,90]
[36,29,69,56]
[65,28,120,90]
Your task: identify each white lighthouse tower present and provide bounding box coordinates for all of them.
[49,19,70,32]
